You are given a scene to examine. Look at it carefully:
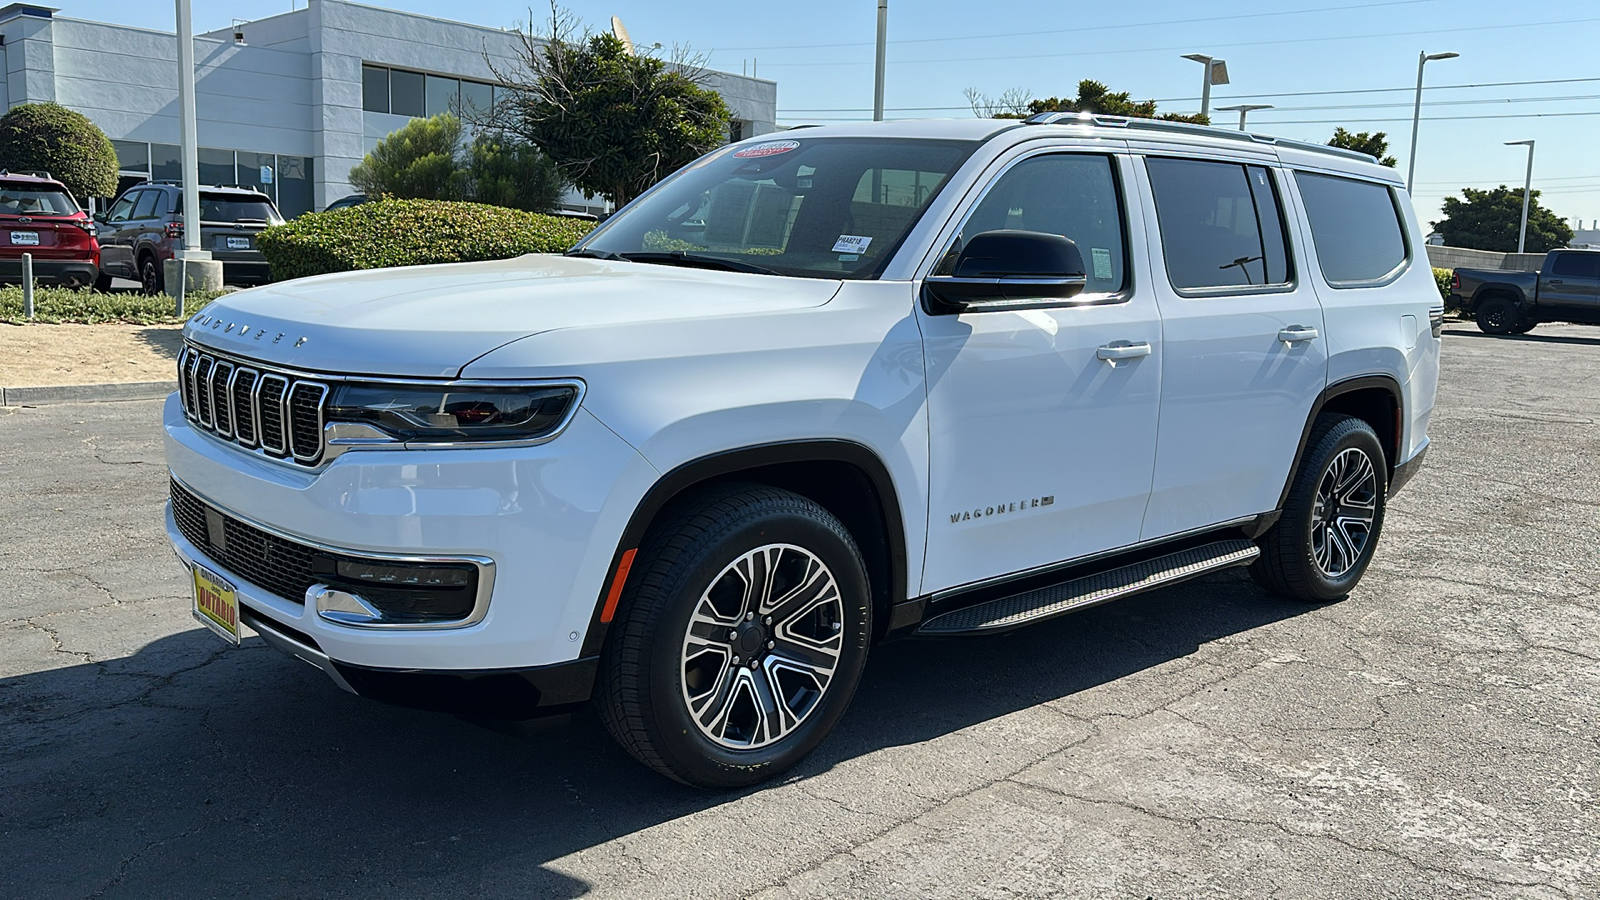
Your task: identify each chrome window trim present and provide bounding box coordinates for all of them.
[171,473,497,631]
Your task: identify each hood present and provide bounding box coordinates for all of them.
[181,255,843,377]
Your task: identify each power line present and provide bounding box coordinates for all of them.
[706,0,1439,53]
[755,16,1600,68]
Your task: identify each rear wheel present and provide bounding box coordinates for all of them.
[1475,296,1518,335]
[596,484,871,789]
[139,254,164,295]
[1251,415,1388,603]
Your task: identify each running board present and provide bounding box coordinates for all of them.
[916,539,1260,635]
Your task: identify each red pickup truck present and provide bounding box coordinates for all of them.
[1451,249,1600,334]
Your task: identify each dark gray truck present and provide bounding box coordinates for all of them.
[1451,248,1600,334]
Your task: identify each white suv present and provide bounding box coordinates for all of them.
[165,115,1441,788]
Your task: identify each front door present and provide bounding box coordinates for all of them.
[1542,252,1600,317]
[98,190,139,277]
[1134,155,1328,540]
[919,151,1163,593]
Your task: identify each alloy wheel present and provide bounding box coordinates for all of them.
[1310,447,1378,579]
[679,543,844,750]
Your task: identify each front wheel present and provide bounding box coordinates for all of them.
[1252,415,1388,603]
[596,485,871,789]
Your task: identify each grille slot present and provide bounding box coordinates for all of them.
[180,342,327,466]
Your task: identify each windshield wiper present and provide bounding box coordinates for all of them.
[565,247,626,261]
[618,251,781,276]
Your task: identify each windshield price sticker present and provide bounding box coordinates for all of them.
[1092,247,1113,280]
[733,140,800,159]
[832,234,873,254]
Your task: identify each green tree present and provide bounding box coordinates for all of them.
[492,7,730,206]
[966,80,1209,125]
[1328,128,1397,167]
[463,133,567,213]
[348,112,464,201]
[0,102,118,201]
[1431,186,1573,253]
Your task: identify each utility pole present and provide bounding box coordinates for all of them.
[1406,50,1459,193]
[873,0,887,122]
[1506,140,1536,254]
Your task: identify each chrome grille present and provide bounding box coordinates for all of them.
[178,343,328,466]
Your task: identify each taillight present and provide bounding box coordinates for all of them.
[164,222,184,239]
[72,220,96,238]
[1451,271,1459,290]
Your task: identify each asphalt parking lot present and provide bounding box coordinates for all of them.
[2,324,1597,899]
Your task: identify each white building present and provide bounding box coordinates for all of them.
[0,1,777,216]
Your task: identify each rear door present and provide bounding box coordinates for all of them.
[1133,152,1328,540]
[1541,252,1600,313]
[918,147,1164,592]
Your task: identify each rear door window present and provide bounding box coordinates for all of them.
[1146,158,1292,291]
[0,184,79,216]
[1550,253,1600,279]
[1293,171,1408,285]
[131,190,162,220]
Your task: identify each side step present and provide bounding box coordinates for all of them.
[917,539,1260,635]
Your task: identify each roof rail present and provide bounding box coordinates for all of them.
[1022,112,1380,165]
[0,168,54,179]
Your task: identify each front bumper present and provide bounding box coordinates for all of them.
[162,392,657,687]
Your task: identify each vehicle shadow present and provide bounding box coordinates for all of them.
[132,324,185,361]
[1442,327,1600,347]
[0,569,1306,898]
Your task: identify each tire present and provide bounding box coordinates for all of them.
[1507,322,1536,335]
[1251,415,1388,603]
[139,254,164,295]
[596,484,872,789]
[1475,296,1518,335]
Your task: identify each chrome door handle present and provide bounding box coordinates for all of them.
[1278,326,1319,343]
[1096,341,1152,361]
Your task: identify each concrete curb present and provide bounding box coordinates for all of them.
[1,381,176,406]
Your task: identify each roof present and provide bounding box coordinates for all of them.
[0,170,66,186]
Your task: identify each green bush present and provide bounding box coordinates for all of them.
[0,286,224,325]
[0,103,118,201]
[1433,267,1453,304]
[256,199,595,281]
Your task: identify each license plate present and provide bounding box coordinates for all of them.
[225,236,250,250]
[192,565,241,645]
[10,231,39,245]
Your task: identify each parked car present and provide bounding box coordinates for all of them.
[0,170,100,289]
[164,116,1441,788]
[321,193,368,213]
[95,183,284,292]
[1450,248,1600,334]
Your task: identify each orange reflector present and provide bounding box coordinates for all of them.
[599,548,638,624]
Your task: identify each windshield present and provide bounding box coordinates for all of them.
[0,184,79,216]
[577,137,979,279]
[193,194,283,224]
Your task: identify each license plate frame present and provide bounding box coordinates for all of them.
[191,564,241,645]
[225,236,250,250]
[10,231,39,246]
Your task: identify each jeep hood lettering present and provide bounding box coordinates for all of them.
[181,255,843,377]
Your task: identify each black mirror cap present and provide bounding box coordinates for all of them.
[953,229,1086,280]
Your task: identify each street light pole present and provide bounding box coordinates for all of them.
[1506,139,1536,254]
[1217,103,1273,131]
[873,0,887,122]
[1405,50,1459,193]
[175,0,201,259]
[1181,53,1229,121]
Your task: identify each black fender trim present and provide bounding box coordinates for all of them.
[1277,374,1404,509]
[579,440,909,658]
[332,656,598,719]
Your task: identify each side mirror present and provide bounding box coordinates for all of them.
[923,230,1087,314]
[92,212,106,224]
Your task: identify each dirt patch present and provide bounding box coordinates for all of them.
[0,323,183,387]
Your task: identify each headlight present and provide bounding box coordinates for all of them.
[326,382,581,444]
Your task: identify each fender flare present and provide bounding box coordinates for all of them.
[1276,374,1405,510]
[579,439,909,657]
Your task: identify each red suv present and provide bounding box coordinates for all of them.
[0,171,99,289]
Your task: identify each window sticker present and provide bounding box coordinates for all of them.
[733,140,800,159]
[838,254,860,262]
[1091,247,1113,280]
[832,234,873,253]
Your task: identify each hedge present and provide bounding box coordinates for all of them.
[1433,267,1453,305]
[0,286,223,325]
[0,103,118,201]
[256,199,595,282]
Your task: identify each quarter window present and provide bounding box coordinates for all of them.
[1146,158,1292,291]
[938,154,1128,294]
[1294,171,1408,285]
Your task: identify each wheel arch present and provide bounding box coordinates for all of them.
[579,440,909,657]
[1277,375,1403,509]
[1468,284,1527,312]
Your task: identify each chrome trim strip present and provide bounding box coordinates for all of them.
[184,338,585,388]
[239,608,358,694]
[176,346,191,417]
[231,367,259,448]
[288,381,328,463]
[195,355,216,428]
[255,373,290,456]
[170,473,497,630]
[185,348,204,420]
[210,361,235,439]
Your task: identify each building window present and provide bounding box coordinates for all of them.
[362,65,390,114]
[389,69,425,118]
[151,143,181,183]
[425,74,459,118]
[199,148,235,188]
[461,79,493,117]
[729,120,745,143]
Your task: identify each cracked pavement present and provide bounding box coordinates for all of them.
[2,324,1597,899]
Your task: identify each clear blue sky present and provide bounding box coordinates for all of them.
[62,0,1600,230]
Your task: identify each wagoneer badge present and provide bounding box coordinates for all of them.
[950,495,1053,523]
